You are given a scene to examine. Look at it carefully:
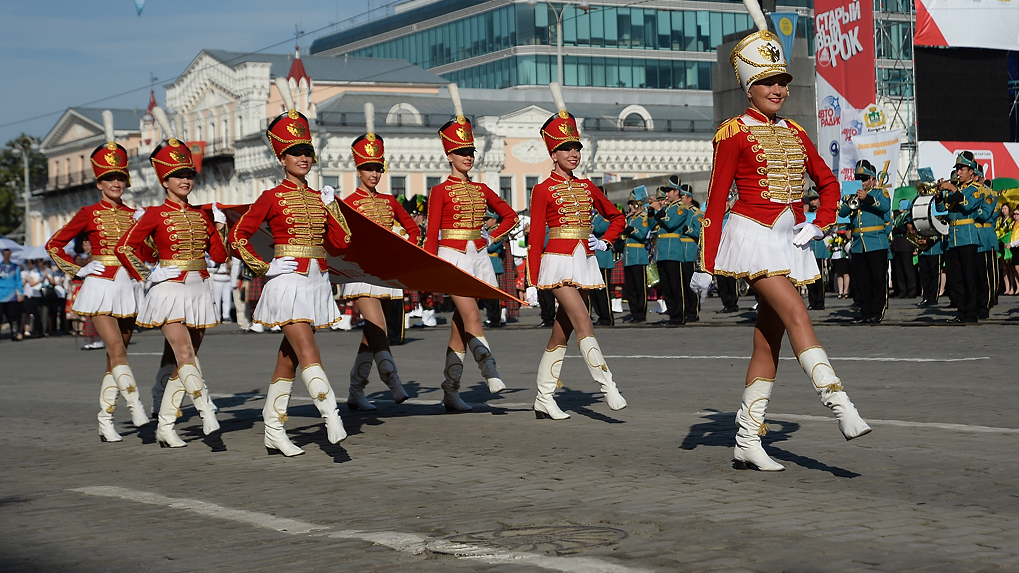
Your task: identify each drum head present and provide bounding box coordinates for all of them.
[911,195,948,237]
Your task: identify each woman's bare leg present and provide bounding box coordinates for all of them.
[748,276,820,355]
[91,314,129,371]
[352,297,407,402]
[546,286,590,349]
[354,297,390,353]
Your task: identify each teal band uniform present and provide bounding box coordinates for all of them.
[973,184,999,254]
[623,212,651,267]
[838,188,891,253]
[591,212,616,270]
[487,237,505,274]
[945,181,981,249]
[653,201,700,263]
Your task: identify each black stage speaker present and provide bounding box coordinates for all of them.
[915,47,1009,142]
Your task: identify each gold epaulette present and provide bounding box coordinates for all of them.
[713,117,743,143]
[784,118,806,133]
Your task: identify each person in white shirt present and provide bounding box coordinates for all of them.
[209,257,233,323]
[229,256,251,331]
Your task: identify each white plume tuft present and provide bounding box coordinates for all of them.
[364,102,375,134]
[448,83,464,118]
[550,82,567,113]
[743,0,769,32]
[275,77,295,112]
[102,110,115,144]
[174,115,184,140]
[151,106,175,140]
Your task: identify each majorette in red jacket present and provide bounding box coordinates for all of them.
[423,176,517,255]
[343,188,421,246]
[47,199,152,280]
[228,179,351,276]
[526,171,624,286]
[700,107,839,273]
[116,198,227,282]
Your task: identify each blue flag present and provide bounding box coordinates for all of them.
[769,12,798,61]
[135,0,145,16]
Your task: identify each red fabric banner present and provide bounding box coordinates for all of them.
[187,141,206,174]
[205,201,522,303]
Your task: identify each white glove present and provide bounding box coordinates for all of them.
[321,185,335,206]
[211,201,226,225]
[525,286,539,307]
[133,207,145,221]
[149,265,181,284]
[588,234,608,252]
[76,260,106,278]
[792,222,823,247]
[265,256,298,278]
[1010,239,1019,248]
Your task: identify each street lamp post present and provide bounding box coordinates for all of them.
[528,0,589,86]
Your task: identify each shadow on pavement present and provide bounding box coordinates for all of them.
[557,387,626,423]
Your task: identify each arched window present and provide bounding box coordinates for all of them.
[386,103,423,126]
[623,113,646,129]
[617,104,654,131]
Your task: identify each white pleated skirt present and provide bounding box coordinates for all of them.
[714,209,819,285]
[71,267,138,318]
[338,281,403,300]
[137,271,220,329]
[253,259,340,329]
[536,244,604,290]
[438,243,497,287]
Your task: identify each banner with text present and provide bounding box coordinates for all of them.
[915,0,1019,51]
[918,141,1019,181]
[851,129,903,192]
[814,0,875,182]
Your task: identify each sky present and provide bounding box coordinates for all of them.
[0,0,368,146]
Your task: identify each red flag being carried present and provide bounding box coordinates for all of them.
[204,200,522,302]
[187,141,206,174]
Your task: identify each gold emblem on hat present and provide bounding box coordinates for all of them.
[169,149,189,163]
[288,109,299,119]
[759,43,781,63]
[106,142,118,151]
[456,126,468,140]
[366,133,376,142]
[558,110,569,119]
[559,123,577,137]
[169,138,181,147]
[105,152,122,166]
[457,115,466,125]
[287,122,307,138]
[364,142,377,157]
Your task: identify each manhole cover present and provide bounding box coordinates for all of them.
[435,526,627,555]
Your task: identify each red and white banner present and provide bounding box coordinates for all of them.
[918,141,1019,181]
[915,0,1019,51]
[814,0,875,182]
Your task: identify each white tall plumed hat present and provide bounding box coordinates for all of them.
[730,0,792,94]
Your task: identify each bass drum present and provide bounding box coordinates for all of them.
[911,195,948,237]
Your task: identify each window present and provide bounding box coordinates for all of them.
[623,114,646,129]
[322,175,339,189]
[526,176,539,205]
[590,176,603,188]
[499,176,513,202]
[426,176,441,193]
[390,176,407,198]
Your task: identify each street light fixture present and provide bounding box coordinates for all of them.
[527,0,590,87]
[16,138,40,246]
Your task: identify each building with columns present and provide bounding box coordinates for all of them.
[33,48,712,247]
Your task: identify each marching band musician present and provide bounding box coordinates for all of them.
[116,106,227,448]
[938,152,983,323]
[700,2,871,470]
[46,110,152,442]
[340,103,420,412]
[677,184,703,322]
[525,82,626,420]
[804,188,830,311]
[839,160,891,324]
[589,209,616,326]
[620,195,651,323]
[425,84,518,412]
[915,230,945,307]
[650,180,700,325]
[973,164,1000,319]
[228,80,351,455]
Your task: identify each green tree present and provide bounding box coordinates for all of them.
[0,134,47,238]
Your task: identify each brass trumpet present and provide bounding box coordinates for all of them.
[840,194,861,211]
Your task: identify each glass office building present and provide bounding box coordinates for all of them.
[310,0,819,91]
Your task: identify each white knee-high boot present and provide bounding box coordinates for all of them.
[533,345,570,420]
[193,356,217,413]
[733,377,784,471]
[152,364,174,417]
[263,376,304,457]
[798,347,872,440]
[347,351,376,411]
[374,350,409,403]
[98,372,122,442]
[301,364,346,444]
[468,336,506,394]
[178,363,220,435]
[441,349,471,412]
[155,375,187,448]
[578,336,626,410]
[111,364,150,427]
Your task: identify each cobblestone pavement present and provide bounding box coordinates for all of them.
[2,293,1017,572]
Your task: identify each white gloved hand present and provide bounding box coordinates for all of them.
[265,256,298,278]
[792,222,823,247]
[76,260,106,278]
[588,234,608,252]
[321,185,335,206]
[525,286,539,307]
[1010,239,1019,248]
[149,265,181,284]
[133,207,145,221]
[211,201,226,225]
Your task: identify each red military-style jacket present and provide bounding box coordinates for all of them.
[116,198,228,282]
[47,199,153,280]
[700,108,839,274]
[343,188,421,246]
[228,179,351,276]
[424,176,517,255]
[527,171,624,286]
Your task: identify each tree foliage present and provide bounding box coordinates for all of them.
[0,134,48,237]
